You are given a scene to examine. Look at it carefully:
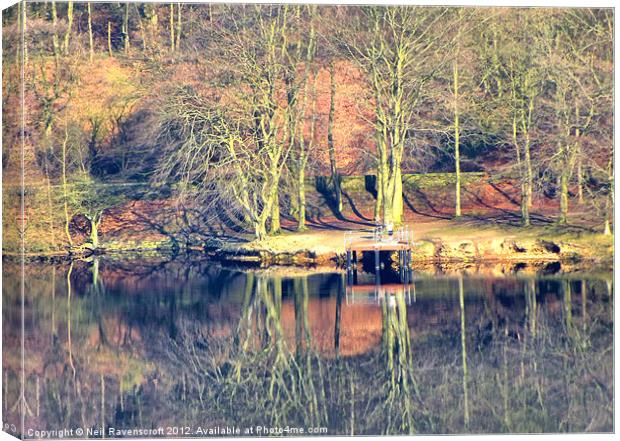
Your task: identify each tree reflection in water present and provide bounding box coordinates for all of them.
[2,259,614,436]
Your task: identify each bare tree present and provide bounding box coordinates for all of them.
[155,6,298,240]
[541,10,612,225]
[342,6,452,226]
[284,6,318,231]
[87,3,94,62]
[122,2,131,55]
[486,10,548,226]
[327,61,343,216]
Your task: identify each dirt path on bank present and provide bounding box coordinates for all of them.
[232,212,611,266]
[241,219,505,254]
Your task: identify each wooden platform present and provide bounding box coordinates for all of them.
[344,230,414,273]
[346,239,412,252]
[345,240,413,274]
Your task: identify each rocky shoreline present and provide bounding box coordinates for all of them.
[4,227,613,272]
[212,236,611,267]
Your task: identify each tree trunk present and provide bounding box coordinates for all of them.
[383,190,394,227]
[61,127,73,247]
[382,162,395,226]
[51,1,60,58]
[575,104,584,204]
[62,1,73,55]
[604,168,612,235]
[20,1,28,65]
[43,160,56,249]
[559,165,568,224]
[297,168,306,231]
[44,114,53,139]
[147,6,158,50]
[392,164,403,225]
[576,155,584,204]
[512,111,526,226]
[520,182,530,226]
[525,151,533,208]
[175,3,182,50]
[375,170,383,224]
[169,4,175,52]
[522,135,533,226]
[92,219,100,248]
[255,218,267,241]
[270,188,281,235]
[604,215,611,235]
[123,2,130,55]
[87,3,94,62]
[524,102,534,210]
[136,4,147,52]
[491,30,502,98]
[327,62,342,215]
[107,21,112,57]
[375,138,389,224]
[88,215,101,248]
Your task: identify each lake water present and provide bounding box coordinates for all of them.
[2,256,613,436]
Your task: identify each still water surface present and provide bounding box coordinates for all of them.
[2,256,613,436]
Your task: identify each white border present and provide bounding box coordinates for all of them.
[0,1,616,441]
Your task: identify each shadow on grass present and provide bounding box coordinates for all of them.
[403,191,452,220]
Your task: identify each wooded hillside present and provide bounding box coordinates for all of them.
[2,3,614,251]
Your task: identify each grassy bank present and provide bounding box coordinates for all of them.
[3,172,613,267]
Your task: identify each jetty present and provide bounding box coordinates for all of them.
[344,226,414,273]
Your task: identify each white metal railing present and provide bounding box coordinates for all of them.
[344,231,354,250]
[344,225,413,251]
[396,225,412,246]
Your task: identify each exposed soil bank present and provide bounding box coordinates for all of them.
[5,217,612,271]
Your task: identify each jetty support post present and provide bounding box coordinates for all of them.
[374,257,382,300]
[405,249,410,284]
[346,249,353,285]
[407,248,412,273]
